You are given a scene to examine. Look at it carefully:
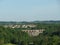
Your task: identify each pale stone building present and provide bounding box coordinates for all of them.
[22,29,45,36]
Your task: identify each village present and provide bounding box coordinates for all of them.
[4,24,36,28]
[3,24,45,36]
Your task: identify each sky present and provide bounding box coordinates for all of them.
[0,0,60,21]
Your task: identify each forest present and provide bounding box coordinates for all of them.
[0,22,60,45]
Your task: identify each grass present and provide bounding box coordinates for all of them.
[2,43,16,45]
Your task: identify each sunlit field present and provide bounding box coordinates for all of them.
[2,43,16,45]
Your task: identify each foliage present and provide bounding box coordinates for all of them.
[0,23,60,45]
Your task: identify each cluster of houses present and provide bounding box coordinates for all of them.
[4,24,45,36]
[4,24,36,28]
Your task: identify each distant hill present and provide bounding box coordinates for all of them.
[0,20,60,25]
[33,21,60,24]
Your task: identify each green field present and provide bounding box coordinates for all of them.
[2,43,16,45]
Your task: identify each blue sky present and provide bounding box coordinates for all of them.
[0,0,60,21]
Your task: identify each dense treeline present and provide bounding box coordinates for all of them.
[0,26,30,45]
[0,23,60,45]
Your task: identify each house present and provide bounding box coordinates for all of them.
[22,29,45,36]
